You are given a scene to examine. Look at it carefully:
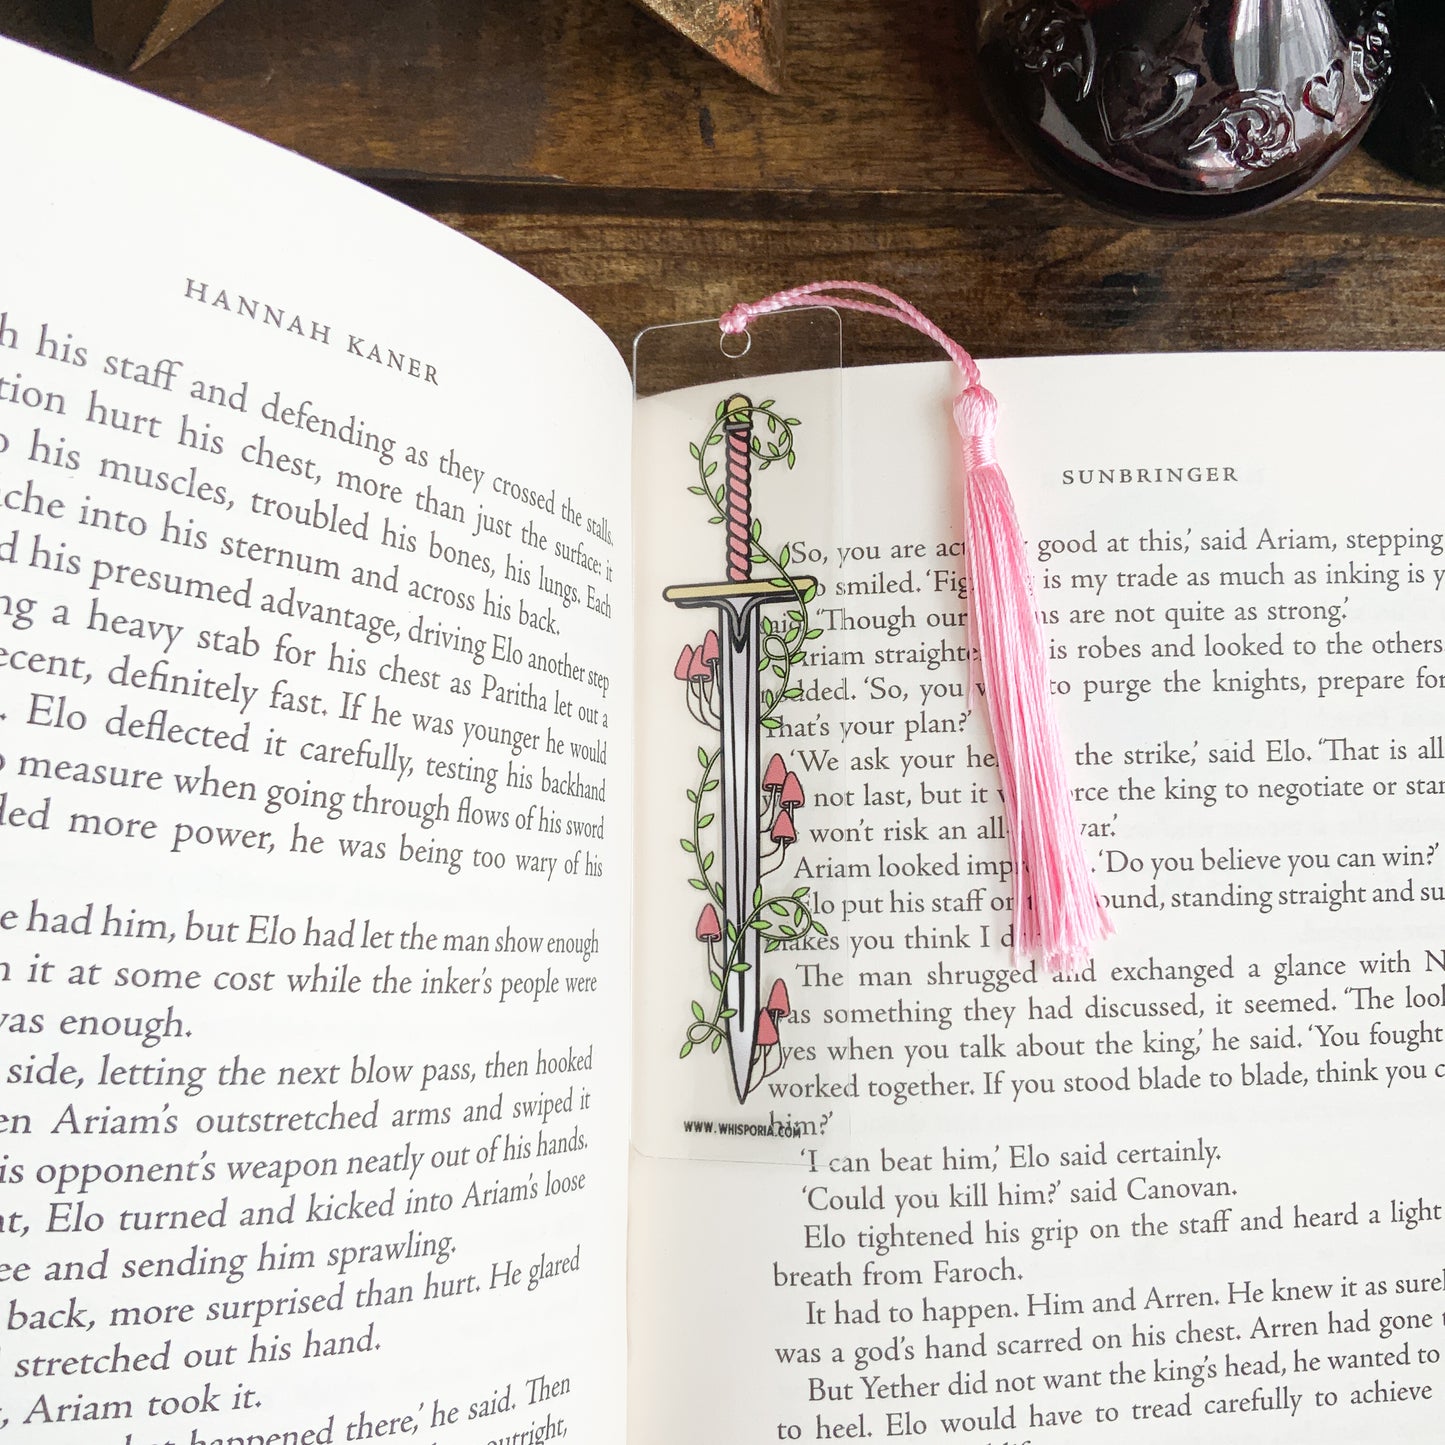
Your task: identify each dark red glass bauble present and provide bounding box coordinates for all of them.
[976,0,1395,220]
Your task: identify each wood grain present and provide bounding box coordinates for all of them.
[5,0,1444,235]
[431,211,1445,364]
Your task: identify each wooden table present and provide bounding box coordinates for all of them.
[7,0,1444,365]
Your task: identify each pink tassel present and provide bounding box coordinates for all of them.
[721,283,1111,968]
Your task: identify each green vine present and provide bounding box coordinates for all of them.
[681,888,821,1057]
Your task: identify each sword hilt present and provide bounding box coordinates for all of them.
[723,393,753,583]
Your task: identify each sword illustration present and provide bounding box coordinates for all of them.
[665,393,816,1103]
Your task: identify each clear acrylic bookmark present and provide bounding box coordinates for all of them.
[631,309,855,1164]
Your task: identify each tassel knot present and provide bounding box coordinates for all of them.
[954,386,999,470]
[953,384,999,439]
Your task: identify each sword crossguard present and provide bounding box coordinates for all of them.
[663,578,819,654]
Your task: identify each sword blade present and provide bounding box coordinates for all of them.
[667,576,816,1102]
[717,600,763,1102]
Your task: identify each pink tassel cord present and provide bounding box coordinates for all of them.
[720,283,1112,969]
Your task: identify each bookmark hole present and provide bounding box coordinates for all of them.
[719,329,751,359]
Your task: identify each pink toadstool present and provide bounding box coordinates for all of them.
[763,753,787,793]
[766,978,790,1018]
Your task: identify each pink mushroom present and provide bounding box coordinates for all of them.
[763,753,787,793]
[779,772,805,812]
[766,978,790,1019]
[770,811,796,845]
[674,644,696,681]
[695,903,722,943]
[755,1011,779,1047]
[700,630,721,669]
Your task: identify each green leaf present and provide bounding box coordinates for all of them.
[715,398,727,420]
[708,515,722,525]
[751,919,771,931]
[704,462,717,478]
[793,887,808,899]
[751,551,768,566]
[779,544,791,569]
[787,452,796,470]
[720,1008,736,1020]
[805,628,822,640]
[731,961,750,972]
[709,970,722,990]
[680,1041,693,1058]
[800,582,817,603]
[727,921,738,941]
[784,687,802,700]
[689,878,707,891]
[785,418,800,427]
[702,852,715,870]
[781,925,795,937]
[698,813,714,829]
[686,788,698,803]
[762,718,781,731]
[753,884,763,907]
[687,485,705,495]
[680,838,695,853]
[770,902,788,916]
[698,747,710,768]
[703,779,719,793]
[765,938,780,953]
[689,442,702,460]
[710,1034,722,1053]
[691,1000,705,1022]
[813,921,826,934]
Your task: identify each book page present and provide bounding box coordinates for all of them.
[0,40,631,1444]
[631,354,1445,1442]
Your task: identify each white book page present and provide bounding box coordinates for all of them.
[630,354,1445,1443]
[0,40,631,1443]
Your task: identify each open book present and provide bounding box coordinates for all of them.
[2,36,1443,1445]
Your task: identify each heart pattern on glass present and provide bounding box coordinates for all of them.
[1303,58,1346,120]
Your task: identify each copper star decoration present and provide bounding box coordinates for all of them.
[630,0,784,93]
[91,0,784,91]
[92,0,229,70]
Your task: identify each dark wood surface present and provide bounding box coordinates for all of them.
[7,0,1445,362]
